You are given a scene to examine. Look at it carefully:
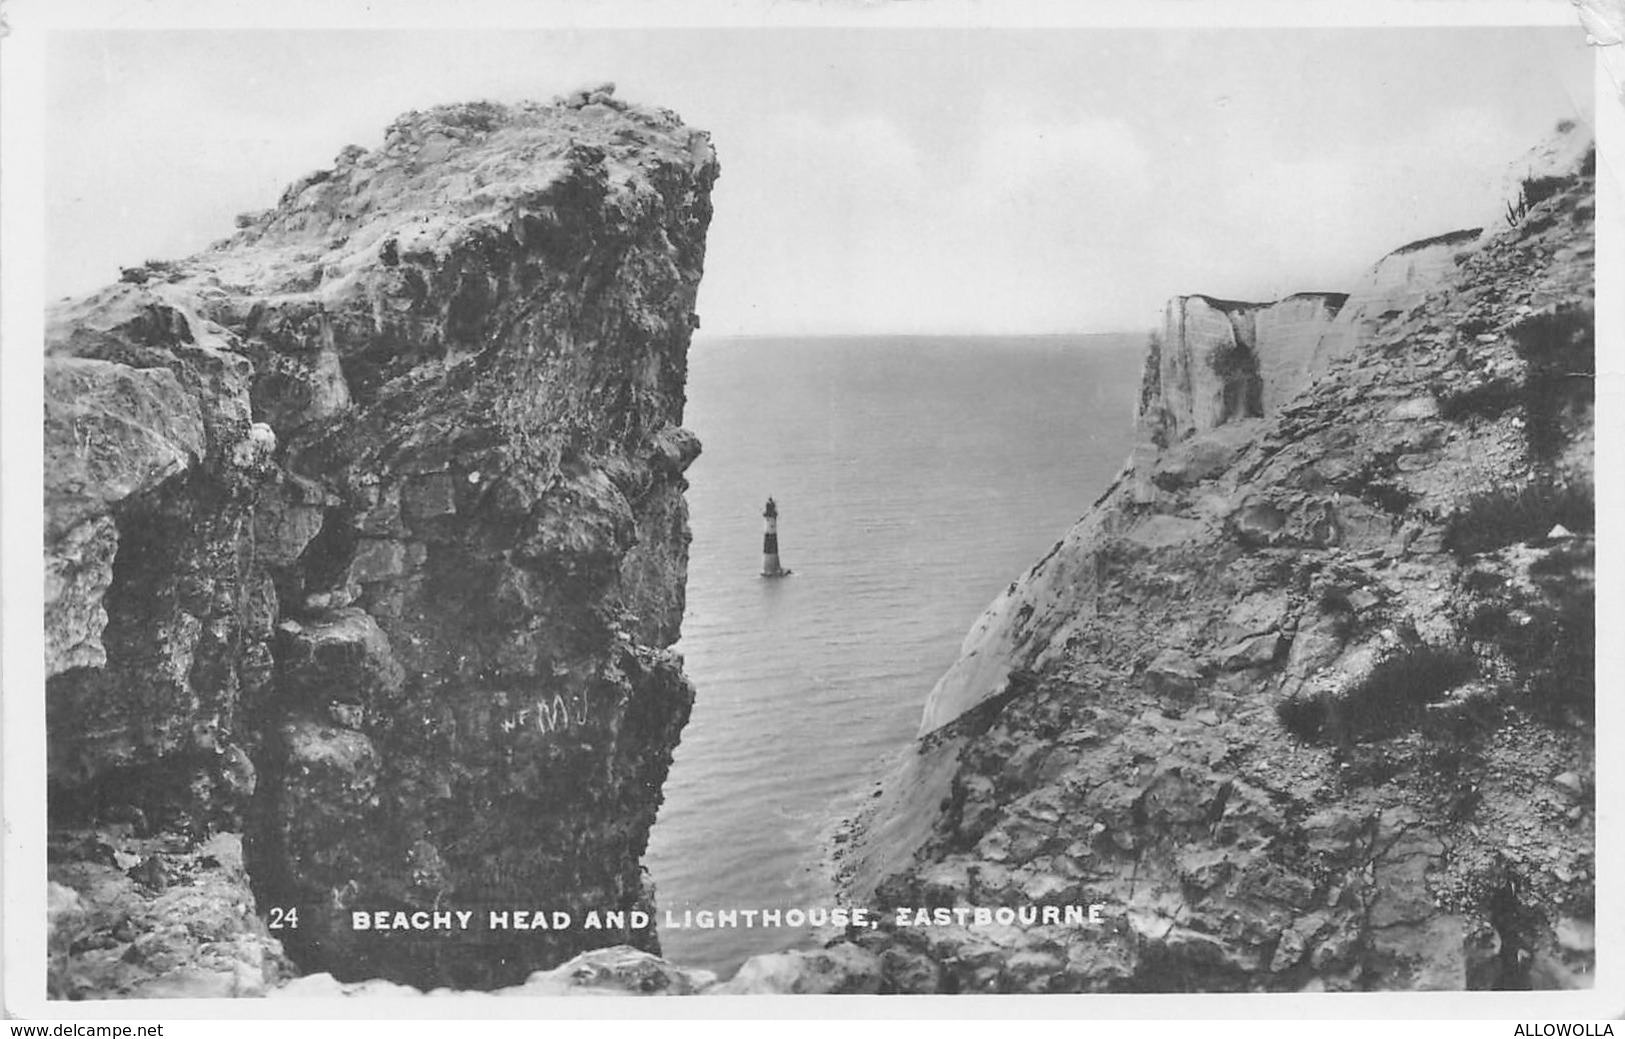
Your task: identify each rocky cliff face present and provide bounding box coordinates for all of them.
[1141,291,1349,447]
[832,143,1594,993]
[931,288,1350,736]
[1307,230,1485,384]
[44,88,718,994]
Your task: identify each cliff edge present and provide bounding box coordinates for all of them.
[831,142,1594,993]
[44,87,719,994]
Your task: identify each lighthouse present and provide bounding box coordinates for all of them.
[761,497,789,577]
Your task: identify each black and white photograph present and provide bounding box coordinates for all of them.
[3,0,1619,1020]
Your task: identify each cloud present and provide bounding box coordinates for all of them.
[697,110,937,334]
[697,106,1163,334]
[970,112,1150,203]
[745,111,926,196]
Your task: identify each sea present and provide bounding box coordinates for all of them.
[642,333,1147,977]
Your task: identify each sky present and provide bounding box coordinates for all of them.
[45,22,1594,336]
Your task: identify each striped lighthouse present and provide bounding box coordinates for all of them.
[761,497,787,577]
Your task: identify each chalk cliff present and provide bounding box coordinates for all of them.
[1141,291,1349,446]
[930,288,1349,737]
[1307,230,1485,383]
[832,140,1595,993]
[44,88,719,995]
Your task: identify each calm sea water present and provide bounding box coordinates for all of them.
[642,334,1145,976]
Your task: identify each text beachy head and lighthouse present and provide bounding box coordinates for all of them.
[761,497,792,578]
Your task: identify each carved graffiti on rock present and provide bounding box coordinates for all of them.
[500,691,590,737]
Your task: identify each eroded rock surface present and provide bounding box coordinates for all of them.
[47,833,292,1000]
[1142,291,1349,448]
[45,90,718,993]
[272,944,717,998]
[1308,229,1484,380]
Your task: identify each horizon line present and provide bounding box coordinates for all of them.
[694,329,1151,341]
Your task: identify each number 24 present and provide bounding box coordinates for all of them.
[267,907,299,929]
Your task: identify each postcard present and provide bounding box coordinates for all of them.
[4,0,1620,1021]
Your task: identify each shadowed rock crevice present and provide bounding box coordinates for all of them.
[1275,642,1476,744]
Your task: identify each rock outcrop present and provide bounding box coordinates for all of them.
[1117,296,1349,584]
[1140,291,1349,447]
[48,833,291,999]
[271,944,718,998]
[268,942,895,997]
[1298,115,1593,399]
[1307,229,1484,382]
[835,141,1594,993]
[936,290,1351,739]
[44,89,719,994]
